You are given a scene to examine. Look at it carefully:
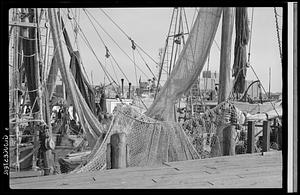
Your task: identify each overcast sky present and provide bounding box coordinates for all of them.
[60,7,283,93]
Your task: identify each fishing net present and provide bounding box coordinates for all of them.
[146,8,223,121]
[72,104,200,173]
[182,100,245,158]
[70,100,245,174]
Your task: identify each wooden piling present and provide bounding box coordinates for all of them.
[247,121,255,153]
[277,126,282,150]
[106,143,111,169]
[110,133,127,169]
[262,121,270,152]
[223,125,236,156]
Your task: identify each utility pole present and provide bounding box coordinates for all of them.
[218,7,235,156]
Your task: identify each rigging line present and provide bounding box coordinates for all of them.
[182,8,190,34]
[109,52,131,83]
[168,8,179,75]
[108,57,120,86]
[247,8,254,64]
[65,9,91,84]
[132,49,139,87]
[84,8,126,83]
[213,40,221,51]
[154,8,176,99]
[84,9,137,83]
[136,48,157,80]
[171,9,182,73]
[69,9,79,51]
[85,9,151,79]
[190,7,198,28]
[83,9,107,47]
[99,8,160,66]
[105,59,121,96]
[134,43,159,66]
[99,8,131,40]
[69,15,118,88]
[273,7,282,63]
[205,51,210,93]
[248,64,281,118]
[228,65,280,119]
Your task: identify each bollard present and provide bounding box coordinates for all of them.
[247,121,255,153]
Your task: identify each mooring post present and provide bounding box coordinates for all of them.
[126,144,130,167]
[247,121,255,153]
[262,120,270,152]
[277,126,282,150]
[109,132,127,169]
[106,143,111,169]
[223,125,236,156]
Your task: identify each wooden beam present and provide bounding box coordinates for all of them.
[247,121,255,153]
[262,121,270,152]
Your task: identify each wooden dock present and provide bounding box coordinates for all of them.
[10,151,282,189]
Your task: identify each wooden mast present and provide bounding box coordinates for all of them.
[217,7,235,156]
[12,8,20,171]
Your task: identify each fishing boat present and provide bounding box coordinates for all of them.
[9,7,282,179]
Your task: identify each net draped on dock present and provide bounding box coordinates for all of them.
[72,100,244,173]
[73,104,200,173]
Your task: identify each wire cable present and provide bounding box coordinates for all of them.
[99,8,160,71]
[85,9,151,79]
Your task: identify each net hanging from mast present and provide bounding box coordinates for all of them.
[145,8,223,121]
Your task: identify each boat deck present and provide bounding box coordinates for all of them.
[10,151,282,189]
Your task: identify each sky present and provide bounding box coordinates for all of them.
[60,7,283,93]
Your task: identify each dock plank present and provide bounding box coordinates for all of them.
[10,151,282,189]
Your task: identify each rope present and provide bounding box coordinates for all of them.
[168,8,179,75]
[99,8,160,67]
[64,9,92,84]
[63,10,118,87]
[155,8,177,99]
[136,49,157,80]
[191,8,198,28]
[83,9,132,83]
[84,9,151,79]
[108,57,120,86]
[132,48,139,87]
[183,8,190,34]
[228,64,281,119]
[274,7,282,63]
[248,64,280,118]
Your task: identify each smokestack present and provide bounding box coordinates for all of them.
[121,78,124,97]
[128,82,131,99]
